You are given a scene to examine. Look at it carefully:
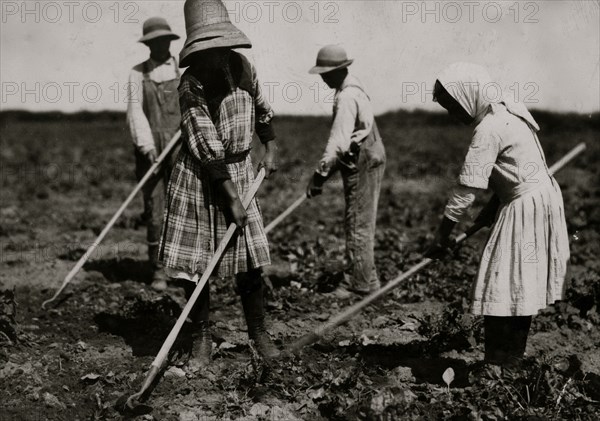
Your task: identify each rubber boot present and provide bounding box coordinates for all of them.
[184,281,212,369]
[238,273,280,359]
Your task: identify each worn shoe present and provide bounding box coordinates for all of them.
[150,279,167,291]
[368,279,382,292]
[240,283,280,359]
[150,269,168,291]
[325,285,354,300]
[248,323,280,359]
[188,322,212,371]
[182,279,211,369]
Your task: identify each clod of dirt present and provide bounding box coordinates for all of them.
[80,373,101,383]
[43,392,66,409]
[165,367,186,378]
[390,366,416,383]
[178,411,200,421]
[368,388,418,418]
[1,361,34,378]
[249,402,269,417]
[269,405,303,421]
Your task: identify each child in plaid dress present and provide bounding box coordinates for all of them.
[159,0,279,368]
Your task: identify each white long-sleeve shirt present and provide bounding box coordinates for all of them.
[317,74,374,176]
[126,56,180,154]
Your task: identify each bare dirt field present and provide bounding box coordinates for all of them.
[1,110,599,420]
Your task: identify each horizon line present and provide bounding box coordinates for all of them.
[1,107,599,118]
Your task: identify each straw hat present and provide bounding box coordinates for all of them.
[179,0,251,68]
[138,17,180,43]
[309,45,354,74]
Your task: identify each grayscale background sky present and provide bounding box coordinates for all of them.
[1,0,599,114]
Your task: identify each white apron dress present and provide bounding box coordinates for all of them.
[458,106,570,316]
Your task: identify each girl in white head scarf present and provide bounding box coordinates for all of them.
[427,63,570,371]
[436,62,540,130]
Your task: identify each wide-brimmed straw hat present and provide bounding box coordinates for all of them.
[179,0,251,68]
[138,17,180,43]
[309,45,354,74]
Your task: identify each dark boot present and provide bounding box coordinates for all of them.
[184,281,212,369]
[484,316,532,368]
[504,316,532,368]
[484,316,509,365]
[237,272,280,359]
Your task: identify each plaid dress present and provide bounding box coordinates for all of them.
[159,53,275,278]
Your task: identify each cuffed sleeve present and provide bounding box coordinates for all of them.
[179,73,230,183]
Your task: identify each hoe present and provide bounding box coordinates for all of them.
[120,142,585,413]
[42,131,182,309]
[119,169,267,413]
[288,142,587,351]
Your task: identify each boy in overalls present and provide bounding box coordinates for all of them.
[307,45,386,299]
[127,17,182,290]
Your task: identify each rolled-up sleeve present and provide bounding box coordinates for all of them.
[179,74,230,183]
[126,69,155,154]
[458,125,500,190]
[444,185,479,223]
[252,65,276,143]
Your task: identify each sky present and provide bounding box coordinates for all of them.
[1,0,599,115]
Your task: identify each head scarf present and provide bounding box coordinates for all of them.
[437,62,540,132]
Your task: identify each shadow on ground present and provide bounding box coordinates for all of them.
[93,295,193,358]
[314,341,472,387]
[84,258,153,284]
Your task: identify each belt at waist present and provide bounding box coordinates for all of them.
[496,176,553,203]
[183,143,250,165]
[223,149,251,164]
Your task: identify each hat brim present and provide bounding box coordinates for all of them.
[309,59,354,75]
[179,34,251,68]
[139,30,180,43]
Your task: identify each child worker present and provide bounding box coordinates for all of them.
[158,0,279,368]
[126,17,181,291]
[306,45,386,300]
[426,63,570,370]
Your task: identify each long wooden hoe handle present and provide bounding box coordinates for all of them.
[126,168,266,407]
[289,142,587,352]
[264,195,307,234]
[42,131,182,309]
